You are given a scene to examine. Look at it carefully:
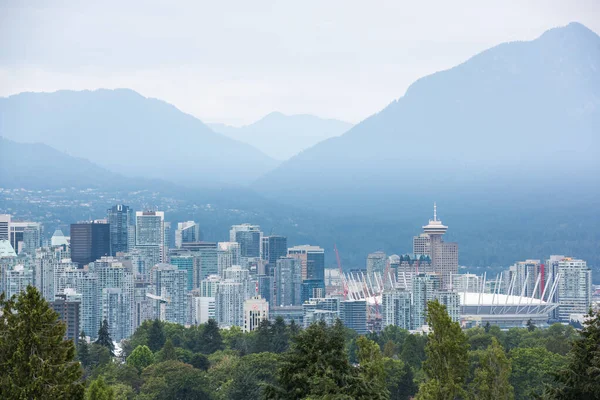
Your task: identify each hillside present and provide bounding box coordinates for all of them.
[255,22,600,215]
[0,89,279,186]
[209,112,352,160]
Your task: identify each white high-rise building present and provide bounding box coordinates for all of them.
[243,295,269,332]
[415,204,458,289]
[175,221,201,248]
[215,280,244,328]
[9,221,42,255]
[274,257,302,306]
[200,274,221,297]
[512,260,543,298]
[217,242,241,276]
[366,251,387,283]
[382,288,411,330]
[95,257,135,339]
[151,264,188,325]
[4,264,33,299]
[135,211,165,267]
[230,224,263,263]
[556,258,591,322]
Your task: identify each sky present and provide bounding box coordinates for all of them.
[1,0,599,126]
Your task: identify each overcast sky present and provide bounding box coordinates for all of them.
[1,0,599,125]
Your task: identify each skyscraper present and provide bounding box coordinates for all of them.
[50,292,81,341]
[70,222,111,267]
[9,221,42,255]
[243,296,269,332]
[215,280,245,328]
[411,272,441,329]
[135,211,165,269]
[274,257,302,306]
[95,257,135,339]
[556,257,591,322]
[151,264,188,325]
[415,204,458,289]
[230,224,262,261]
[340,299,367,334]
[262,235,288,274]
[512,260,543,298]
[217,242,241,276]
[0,214,10,241]
[366,251,386,283]
[382,288,412,330]
[287,245,325,281]
[107,204,133,256]
[175,221,201,248]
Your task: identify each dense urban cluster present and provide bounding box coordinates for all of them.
[0,204,596,345]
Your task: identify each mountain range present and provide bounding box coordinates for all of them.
[209,113,352,160]
[0,22,598,269]
[0,89,278,186]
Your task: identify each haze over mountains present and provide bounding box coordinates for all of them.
[256,22,600,215]
[0,89,278,186]
[209,113,352,160]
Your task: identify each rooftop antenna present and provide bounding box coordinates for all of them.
[433,202,437,221]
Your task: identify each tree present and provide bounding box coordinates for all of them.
[200,319,224,354]
[383,340,398,358]
[226,352,280,400]
[78,330,90,368]
[86,376,114,400]
[356,336,389,399]
[509,346,566,399]
[384,357,417,400]
[127,345,155,373]
[271,316,290,353]
[0,286,84,399]
[139,360,212,399]
[95,319,115,355]
[288,319,300,338]
[253,318,273,353]
[546,309,600,399]
[526,319,536,332]
[157,338,177,362]
[147,319,166,352]
[264,320,379,399]
[469,337,514,400]
[400,333,427,371]
[416,300,469,400]
[190,353,210,370]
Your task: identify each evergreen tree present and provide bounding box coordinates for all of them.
[95,319,115,355]
[546,309,600,399]
[0,286,84,399]
[416,300,469,400]
[271,316,290,353]
[526,319,536,332]
[384,357,417,400]
[470,337,514,400]
[190,353,210,370]
[159,338,178,361]
[400,333,427,370]
[288,319,300,338]
[254,318,273,352]
[78,330,90,368]
[86,376,114,400]
[356,336,390,399]
[200,319,223,354]
[147,319,166,352]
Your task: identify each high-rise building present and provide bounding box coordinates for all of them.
[274,257,302,306]
[70,222,111,267]
[76,271,99,339]
[556,258,591,322]
[340,299,367,334]
[189,293,215,325]
[9,221,42,255]
[452,273,481,293]
[95,257,135,339]
[151,264,188,325]
[301,279,326,303]
[0,239,17,258]
[4,264,33,299]
[396,254,433,289]
[135,211,166,265]
[217,242,241,276]
[414,204,458,289]
[302,297,340,328]
[51,229,70,247]
[175,221,201,248]
[382,288,412,330]
[262,235,288,275]
[287,245,325,281]
[257,275,274,305]
[512,260,543,298]
[200,274,221,297]
[366,251,387,283]
[243,295,269,332]
[230,224,263,265]
[411,273,441,329]
[169,253,196,291]
[215,280,244,328]
[134,279,155,330]
[0,214,10,241]
[50,292,81,341]
[107,204,133,256]
[435,290,461,323]
[181,242,218,281]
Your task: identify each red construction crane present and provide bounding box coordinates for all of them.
[334,244,349,299]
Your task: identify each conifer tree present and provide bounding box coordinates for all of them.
[78,330,90,368]
[147,319,166,352]
[0,286,84,399]
[200,318,223,354]
[416,300,469,400]
[546,309,600,399]
[95,319,115,355]
[159,338,178,361]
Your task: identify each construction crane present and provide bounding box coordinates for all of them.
[334,244,349,299]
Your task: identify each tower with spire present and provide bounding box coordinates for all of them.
[413,203,458,289]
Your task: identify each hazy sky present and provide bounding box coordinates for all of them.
[1,1,599,125]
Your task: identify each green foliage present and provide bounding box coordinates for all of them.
[78,330,91,368]
[200,319,224,354]
[95,319,115,355]
[546,310,600,399]
[190,353,210,370]
[469,337,514,400]
[225,352,280,400]
[138,360,211,399]
[126,345,154,373]
[88,343,113,371]
[156,338,177,362]
[147,319,166,352]
[356,336,388,397]
[400,333,427,371]
[0,286,84,399]
[86,376,114,400]
[383,357,417,400]
[416,300,469,400]
[509,346,566,399]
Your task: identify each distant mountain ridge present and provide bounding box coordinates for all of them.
[0,89,279,186]
[255,22,600,213]
[209,112,352,160]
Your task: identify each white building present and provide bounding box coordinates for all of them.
[151,264,187,325]
[556,258,592,322]
[135,211,165,266]
[382,288,412,330]
[215,280,244,328]
[243,295,269,332]
[175,221,201,248]
[217,242,241,276]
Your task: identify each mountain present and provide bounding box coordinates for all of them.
[0,89,279,186]
[209,112,352,160]
[255,22,600,215]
